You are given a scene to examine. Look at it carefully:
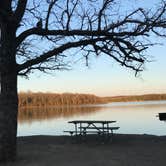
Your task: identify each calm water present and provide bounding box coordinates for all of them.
[17,100,166,136]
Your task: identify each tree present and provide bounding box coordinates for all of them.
[0,0,165,162]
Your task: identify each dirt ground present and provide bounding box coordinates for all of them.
[3,134,166,166]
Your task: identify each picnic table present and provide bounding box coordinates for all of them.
[158,113,166,121]
[64,120,120,142]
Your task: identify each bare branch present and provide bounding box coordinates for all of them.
[14,0,28,24]
[45,0,58,29]
[17,37,109,72]
[13,0,166,75]
[98,0,114,30]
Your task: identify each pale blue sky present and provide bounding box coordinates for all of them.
[18,0,166,97]
[18,42,166,96]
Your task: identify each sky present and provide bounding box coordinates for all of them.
[18,41,166,97]
[18,0,166,97]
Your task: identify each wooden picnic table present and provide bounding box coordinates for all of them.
[64,120,119,142]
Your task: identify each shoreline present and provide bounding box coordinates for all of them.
[19,99,166,108]
[4,134,166,166]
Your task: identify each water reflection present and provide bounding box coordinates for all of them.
[17,101,166,136]
[18,106,103,123]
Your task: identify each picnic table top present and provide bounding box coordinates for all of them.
[68,120,116,124]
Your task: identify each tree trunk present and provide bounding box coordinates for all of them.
[0,71,18,162]
[0,20,18,162]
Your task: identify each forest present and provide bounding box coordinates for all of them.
[18,92,166,108]
[103,94,166,102]
[18,92,104,108]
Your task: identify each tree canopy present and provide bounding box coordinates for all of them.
[1,0,165,77]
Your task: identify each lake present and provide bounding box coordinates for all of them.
[17,100,166,136]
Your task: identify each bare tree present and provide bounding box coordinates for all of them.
[0,0,165,162]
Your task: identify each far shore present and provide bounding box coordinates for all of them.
[19,92,166,108]
[4,134,166,166]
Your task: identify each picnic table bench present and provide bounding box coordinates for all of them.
[158,112,166,121]
[64,120,120,142]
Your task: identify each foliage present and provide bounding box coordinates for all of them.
[18,92,104,107]
[19,92,166,108]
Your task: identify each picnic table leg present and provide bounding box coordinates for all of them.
[75,122,85,143]
[73,123,81,143]
[79,123,85,142]
[109,129,114,142]
[106,123,109,141]
[100,122,105,142]
[74,123,77,135]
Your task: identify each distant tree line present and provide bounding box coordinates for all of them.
[18,92,166,108]
[18,92,104,108]
[103,94,166,102]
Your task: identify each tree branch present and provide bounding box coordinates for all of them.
[98,0,114,30]
[16,1,166,47]
[14,0,166,76]
[14,0,27,24]
[17,37,108,72]
[45,0,58,29]
[16,29,115,46]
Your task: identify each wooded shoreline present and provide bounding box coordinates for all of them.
[103,94,166,103]
[18,92,166,108]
